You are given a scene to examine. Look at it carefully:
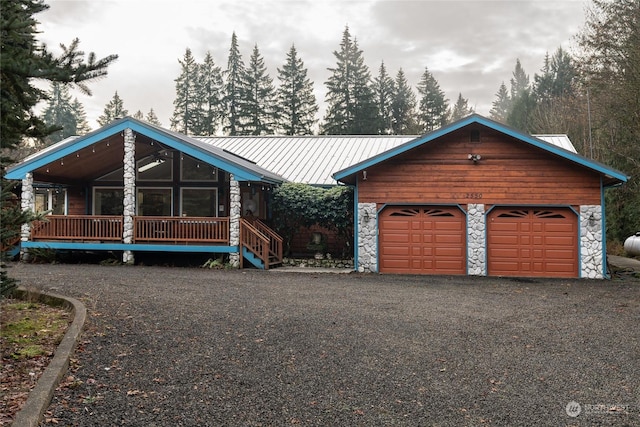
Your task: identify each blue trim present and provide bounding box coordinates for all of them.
[601,177,608,278]
[332,114,628,185]
[242,247,265,269]
[353,183,359,272]
[5,117,281,183]
[21,241,238,253]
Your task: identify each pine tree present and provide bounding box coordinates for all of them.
[41,82,77,144]
[506,59,534,132]
[71,98,91,134]
[170,48,200,134]
[196,51,224,135]
[223,32,248,136]
[322,27,377,134]
[133,110,144,120]
[275,44,318,135]
[97,91,128,126]
[510,59,530,99]
[372,61,395,134]
[490,82,510,123]
[391,68,418,134]
[450,93,474,122]
[1,0,116,295]
[242,44,276,135]
[145,108,162,126]
[416,67,449,132]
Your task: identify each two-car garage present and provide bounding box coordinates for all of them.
[378,205,578,278]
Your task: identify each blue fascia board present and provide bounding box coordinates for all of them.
[5,117,268,182]
[21,241,238,253]
[332,114,628,184]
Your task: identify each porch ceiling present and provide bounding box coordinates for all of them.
[32,133,158,183]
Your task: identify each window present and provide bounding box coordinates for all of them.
[137,155,173,181]
[35,188,66,215]
[137,188,172,216]
[94,188,124,215]
[181,188,218,217]
[181,155,217,181]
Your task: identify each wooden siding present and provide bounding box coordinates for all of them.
[67,187,86,215]
[358,128,602,206]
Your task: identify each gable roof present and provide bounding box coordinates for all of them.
[332,114,628,187]
[5,117,285,184]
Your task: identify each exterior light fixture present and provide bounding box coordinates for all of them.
[468,154,481,163]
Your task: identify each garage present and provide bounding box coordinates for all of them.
[487,207,578,278]
[379,206,466,274]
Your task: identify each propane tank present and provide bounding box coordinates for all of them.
[624,232,640,256]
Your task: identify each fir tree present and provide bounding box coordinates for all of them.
[450,93,474,122]
[223,32,248,136]
[97,91,128,126]
[275,44,318,135]
[196,51,224,135]
[145,108,162,126]
[41,82,77,144]
[490,82,510,123]
[322,27,377,134]
[391,68,418,134]
[372,61,395,134]
[170,48,200,134]
[133,110,144,120]
[416,67,449,132]
[71,98,91,134]
[510,59,530,99]
[242,44,276,135]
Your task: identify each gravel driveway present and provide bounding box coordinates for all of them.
[9,263,640,426]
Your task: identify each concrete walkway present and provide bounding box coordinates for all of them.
[609,255,640,273]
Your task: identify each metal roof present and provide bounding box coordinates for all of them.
[196,133,578,186]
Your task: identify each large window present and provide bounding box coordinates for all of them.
[137,188,172,216]
[35,188,66,215]
[181,155,217,181]
[137,154,173,181]
[94,188,124,215]
[181,188,218,217]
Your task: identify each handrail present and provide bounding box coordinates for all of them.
[240,218,270,269]
[31,215,123,241]
[254,219,283,264]
[134,216,229,243]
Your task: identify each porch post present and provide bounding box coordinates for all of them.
[19,172,34,261]
[229,175,241,268]
[122,128,136,264]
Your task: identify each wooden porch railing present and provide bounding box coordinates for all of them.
[134,216,229,244]
[31,215,123,241]
[240,218,283,269]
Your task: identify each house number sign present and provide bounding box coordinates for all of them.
[451,192,483,199]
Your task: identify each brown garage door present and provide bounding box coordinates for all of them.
[488,208,578,278]
[379,206,466,274]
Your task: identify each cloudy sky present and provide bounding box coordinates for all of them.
[36,0,589,130]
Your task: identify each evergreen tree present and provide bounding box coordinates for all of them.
[170,48,200,134]
[223,32,248,136]
[71,98,91,134]
[489,82,510,123]
[145,108,162,126]
[322,27,377,134]
[41,82,77,144]
[416,67,449,132]
[242,44,276,135]
[196,51,224,135]
[450,93,474,122]
[133,110,144,120]
[372,61,395,134]
[1,0,116,295]
[97,91,128,126]
[391,68,418,134]
[275,44,318,135]
[506,59,534,132]
[510,59,530,100]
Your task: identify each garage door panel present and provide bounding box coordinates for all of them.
[488,208,578,278]
[380,206,466,275]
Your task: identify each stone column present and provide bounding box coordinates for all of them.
[20,173,35,261]
[228,176,241,268]
[122,128,136,264]
[357,202,377,273]
[580,205,603,279]
[467,204,486,276]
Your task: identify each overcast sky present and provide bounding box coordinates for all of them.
[36,0,590,131]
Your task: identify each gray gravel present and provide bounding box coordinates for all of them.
[8,262,640,426]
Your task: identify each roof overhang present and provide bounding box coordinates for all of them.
[332,114,629,187]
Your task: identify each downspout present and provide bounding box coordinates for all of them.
[122,128,136,264]
[353,182,359,272]
[601,177,609,278]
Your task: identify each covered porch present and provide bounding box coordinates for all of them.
[6,117,285,269]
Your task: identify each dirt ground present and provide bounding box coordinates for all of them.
[7,262,640,426]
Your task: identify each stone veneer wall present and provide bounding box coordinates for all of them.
[122,128,136,264]
[228,177,241,268]
[20,172,34,261]
[467,204,486,276]
[580,205,604,279]
[357,203,378,273]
